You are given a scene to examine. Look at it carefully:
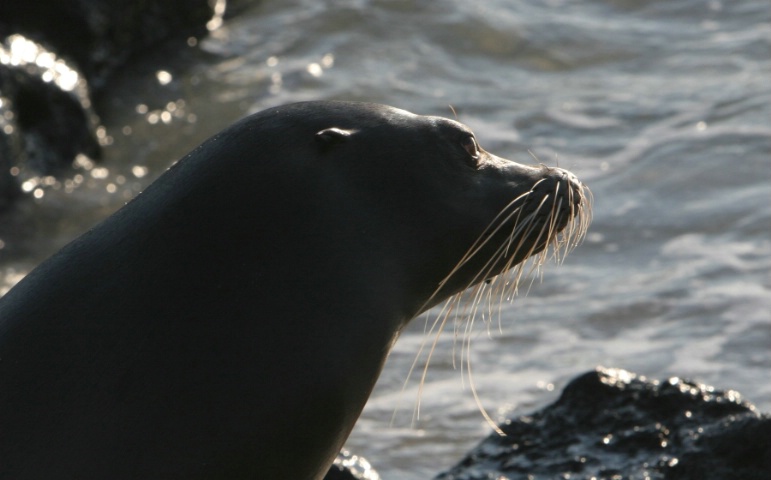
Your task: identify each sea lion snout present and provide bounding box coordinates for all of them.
[530,165,588,209]
[552,166,582,189]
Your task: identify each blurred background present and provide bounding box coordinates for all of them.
[1,1,769,478]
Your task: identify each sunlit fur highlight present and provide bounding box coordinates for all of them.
[398,172,593,435]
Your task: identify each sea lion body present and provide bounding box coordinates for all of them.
[0,102,588,479]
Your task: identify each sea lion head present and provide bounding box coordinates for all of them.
[212,101,590,315]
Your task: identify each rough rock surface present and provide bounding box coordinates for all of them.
[325,450,382,480]
[0,0,213,89]
[0,0,215,204]
[434,367,770,480]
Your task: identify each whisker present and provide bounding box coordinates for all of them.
[464,331,506,436]
[399,171,592,432]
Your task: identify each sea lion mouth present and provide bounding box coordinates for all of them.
[456,165,592,289]
[406,163,591,433]
[514,166,589,256]
[413,162,591,316]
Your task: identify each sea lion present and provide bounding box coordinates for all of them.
[0,101,590,479]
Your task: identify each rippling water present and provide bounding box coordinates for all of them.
[1,0,769,478]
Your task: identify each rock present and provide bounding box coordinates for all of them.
[0,55,100,176]
[325,450,382,480]
[0,0,217,205]
[435,367,770,480]
[0,0,213,89]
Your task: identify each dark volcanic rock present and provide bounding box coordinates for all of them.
[0,59,100,175]
[435,367,770,480]
[0,0,217,204]
[0,0,213,90]
[324,450,381,480]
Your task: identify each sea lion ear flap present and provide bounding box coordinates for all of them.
[315,127,357,150]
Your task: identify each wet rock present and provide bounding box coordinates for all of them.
[435,367,770,480]
[325,450,381,480]
[0,59,100,174]
[0,0,217,205]
[0,0,214,89]
[0,122,19,210]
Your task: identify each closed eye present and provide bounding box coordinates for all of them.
[461,135,480,165]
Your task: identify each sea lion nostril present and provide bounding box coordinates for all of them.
[549,168,585,205]
[548,167,579,185]
[524,167,587,223]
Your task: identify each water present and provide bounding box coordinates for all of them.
[1,0,769,478]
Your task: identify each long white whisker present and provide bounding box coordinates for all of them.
[397,170,592,433]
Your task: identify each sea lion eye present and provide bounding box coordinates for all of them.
[461,136,480,164]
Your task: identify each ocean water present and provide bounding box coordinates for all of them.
[1,0,769,478]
